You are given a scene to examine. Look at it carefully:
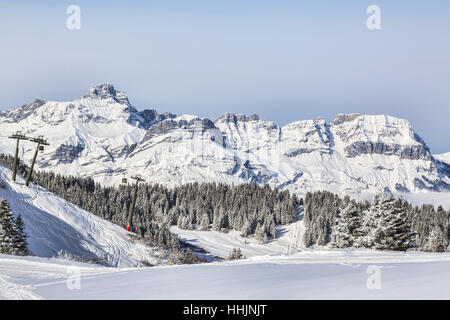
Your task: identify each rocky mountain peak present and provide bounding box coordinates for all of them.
[331,113,361,126]
[0,98,47,123]
[0,84,448,198]
[330,114,432,161]
[82,83,130,105]
[215,113,260,124]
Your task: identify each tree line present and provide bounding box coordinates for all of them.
[0,154,299,250]
[303,190,450,252]
[2,152,448,254]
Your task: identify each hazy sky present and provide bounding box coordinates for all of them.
[0,1,449,153]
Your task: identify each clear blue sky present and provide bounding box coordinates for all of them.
[0,1,449,153]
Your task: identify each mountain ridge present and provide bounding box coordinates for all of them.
[0,84,448,207]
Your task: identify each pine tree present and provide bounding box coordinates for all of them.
[14,215,30,256]
[356,195,383,248]
[298,188,448,251]
[212,208,226,231]
[331,203,363,248]
[240,220,253,237]
[269,220,276,239]
[424,226,447,252]
[361,195,414,251]
[0,199,19,254]
[199,212,210,231]
[254,222,268,244]
[227,247,244,260]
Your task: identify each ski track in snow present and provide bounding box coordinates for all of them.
[286,209,304,255]
[0,274,40,300]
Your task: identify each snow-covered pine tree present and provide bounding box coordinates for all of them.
[0,199,19,254]
[240,220,253,237]
[269,220,276,240]
[254,222,268,244]
[330,202,363,248]
[302,191,343,247]
[356,194,383,248]
[14,214,30,256]
[361,195,414,251]
[199,212,210,231]
[177,214,194,230]
[424,226,447,252]
[227,247,244,260]
[212,207,226,231]
[295,188,448,251]
[176,215,186,229]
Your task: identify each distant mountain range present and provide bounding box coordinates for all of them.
[1,83,449,206]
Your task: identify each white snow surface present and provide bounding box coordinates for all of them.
[171,211,305,259]
[0,165,159,268]
[2,250,450,299]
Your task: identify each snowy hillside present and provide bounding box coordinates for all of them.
[171,210,305,259]
[0,83,449,206]
[0,165,161,267]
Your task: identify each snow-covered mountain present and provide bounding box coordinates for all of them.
[435,152,450,165]
[0,84,448,206]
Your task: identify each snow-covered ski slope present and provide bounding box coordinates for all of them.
[171,210,305,259]
[2,250,450,299]
[0,165,157,267]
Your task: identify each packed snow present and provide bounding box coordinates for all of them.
[171,210,305,259]
[2,249,450,299]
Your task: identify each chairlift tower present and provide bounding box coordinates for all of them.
[7,131,29,182]
[25,135,49,187]
[122,174,145,231]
